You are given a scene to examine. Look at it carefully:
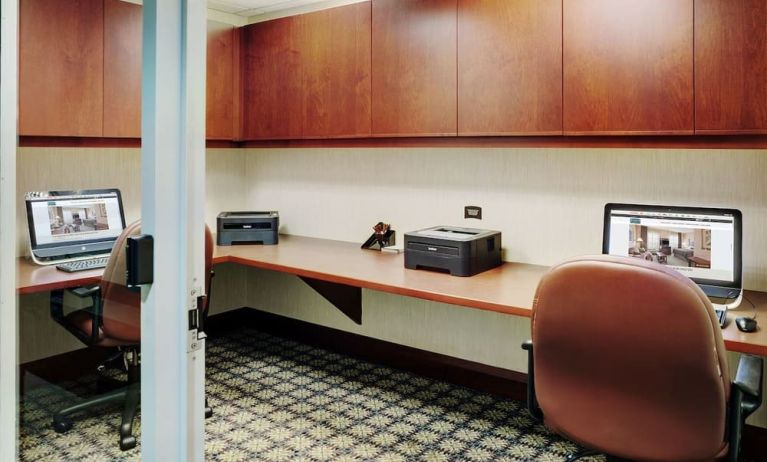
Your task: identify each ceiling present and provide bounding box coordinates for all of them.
[207,0,336,17]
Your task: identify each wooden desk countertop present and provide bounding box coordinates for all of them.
[17,235,767,355]
[213,235,546,318]
[17,258,102,295]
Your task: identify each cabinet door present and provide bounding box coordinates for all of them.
[457,0,562,135]
[695,0,767,134]
[563,0,694,135]
[301,2,371,138]
[242,17,303,140]
[104,0,142,138]
[207,21,237,140]
[372,0,457,137]
[19,0,104,137]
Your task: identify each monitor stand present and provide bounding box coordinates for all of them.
[709,291,743,310]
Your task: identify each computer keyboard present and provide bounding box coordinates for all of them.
[56,256,109,273]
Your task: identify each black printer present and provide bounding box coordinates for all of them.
[217,211,279,245]
[404,226,502,277]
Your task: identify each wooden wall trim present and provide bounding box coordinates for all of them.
[241,135,767,150]
[18,135,767,150]
[18,137,242,149]
[19,136,142,148]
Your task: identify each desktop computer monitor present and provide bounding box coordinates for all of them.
[26,189,126,264]
[602,203,742,301]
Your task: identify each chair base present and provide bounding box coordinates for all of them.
[566,449,630,462]
[52,357,213,451]
[51,349,141,451]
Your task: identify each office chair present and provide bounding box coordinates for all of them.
[522,255,763,462]
[50,221,215,450]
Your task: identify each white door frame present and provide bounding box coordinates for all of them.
[141,1,207,460]
[0,0,19,460]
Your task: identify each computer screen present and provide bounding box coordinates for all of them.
[26,189,126,260]
[602,203,742,293]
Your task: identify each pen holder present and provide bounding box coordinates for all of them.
[361,229,395,251]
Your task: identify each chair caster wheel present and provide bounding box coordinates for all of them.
[120,435,137,451]
[205,406,213,419]
[52,416,72,433]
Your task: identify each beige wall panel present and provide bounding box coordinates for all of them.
[16,147,248,253]
[19,292,86,364]
[208,262,249,316]
[242,266,531,371]
[205,148,250,229]
[16,147,142,255]
[245,147,767,291]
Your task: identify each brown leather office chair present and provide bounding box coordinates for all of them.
[50,221,214,450]
[522,255,763,462]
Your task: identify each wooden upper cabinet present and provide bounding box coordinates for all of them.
[19,0,104,137]
[301,3,371,138]
[242,3,371,140]
[695,0,767,134]
[372,0,457,137]
[103,0,142,138]
[457,0,562,136]
[207,21,238,140]
[242,16,304,139]
[563,0,694,135]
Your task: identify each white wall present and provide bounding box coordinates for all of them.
[245,147,767,290]
[15,147,248,255]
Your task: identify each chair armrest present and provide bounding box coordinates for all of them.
[734,354,763,398]
[727,355,764,460]
[521,340,533,352]
[734,354,763,418]
[521,340,542,420]
[50,286,103,345]
[70,285,101,299]
[49,286,100,321]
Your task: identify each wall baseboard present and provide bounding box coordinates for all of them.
[19,306,767,459]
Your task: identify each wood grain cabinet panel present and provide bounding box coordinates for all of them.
[19,0,104,137]
[103,0,142,138]
[242,3,371,140]
[457,0,562,135]
[563,0,694,135]
[372,0,457,137]
[207,21,238,140]
[695,0,767,134]
[300,3,371,138]
[242,16,304,140]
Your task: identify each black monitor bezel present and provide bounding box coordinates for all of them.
[26,189,127,251]
[602,203,742,290]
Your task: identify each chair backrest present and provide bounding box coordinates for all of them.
[100,221,214,342]
[532,255,730,461]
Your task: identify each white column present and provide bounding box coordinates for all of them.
[0,1,19,461]
[141,1,207,460]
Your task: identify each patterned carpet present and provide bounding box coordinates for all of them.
[20,327,594,461]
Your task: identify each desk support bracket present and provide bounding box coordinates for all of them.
[299,277,362,325]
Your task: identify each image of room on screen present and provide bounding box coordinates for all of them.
[627,224,711,268]
[48,202,109,238]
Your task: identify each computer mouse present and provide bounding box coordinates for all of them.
[735,316,758,333]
